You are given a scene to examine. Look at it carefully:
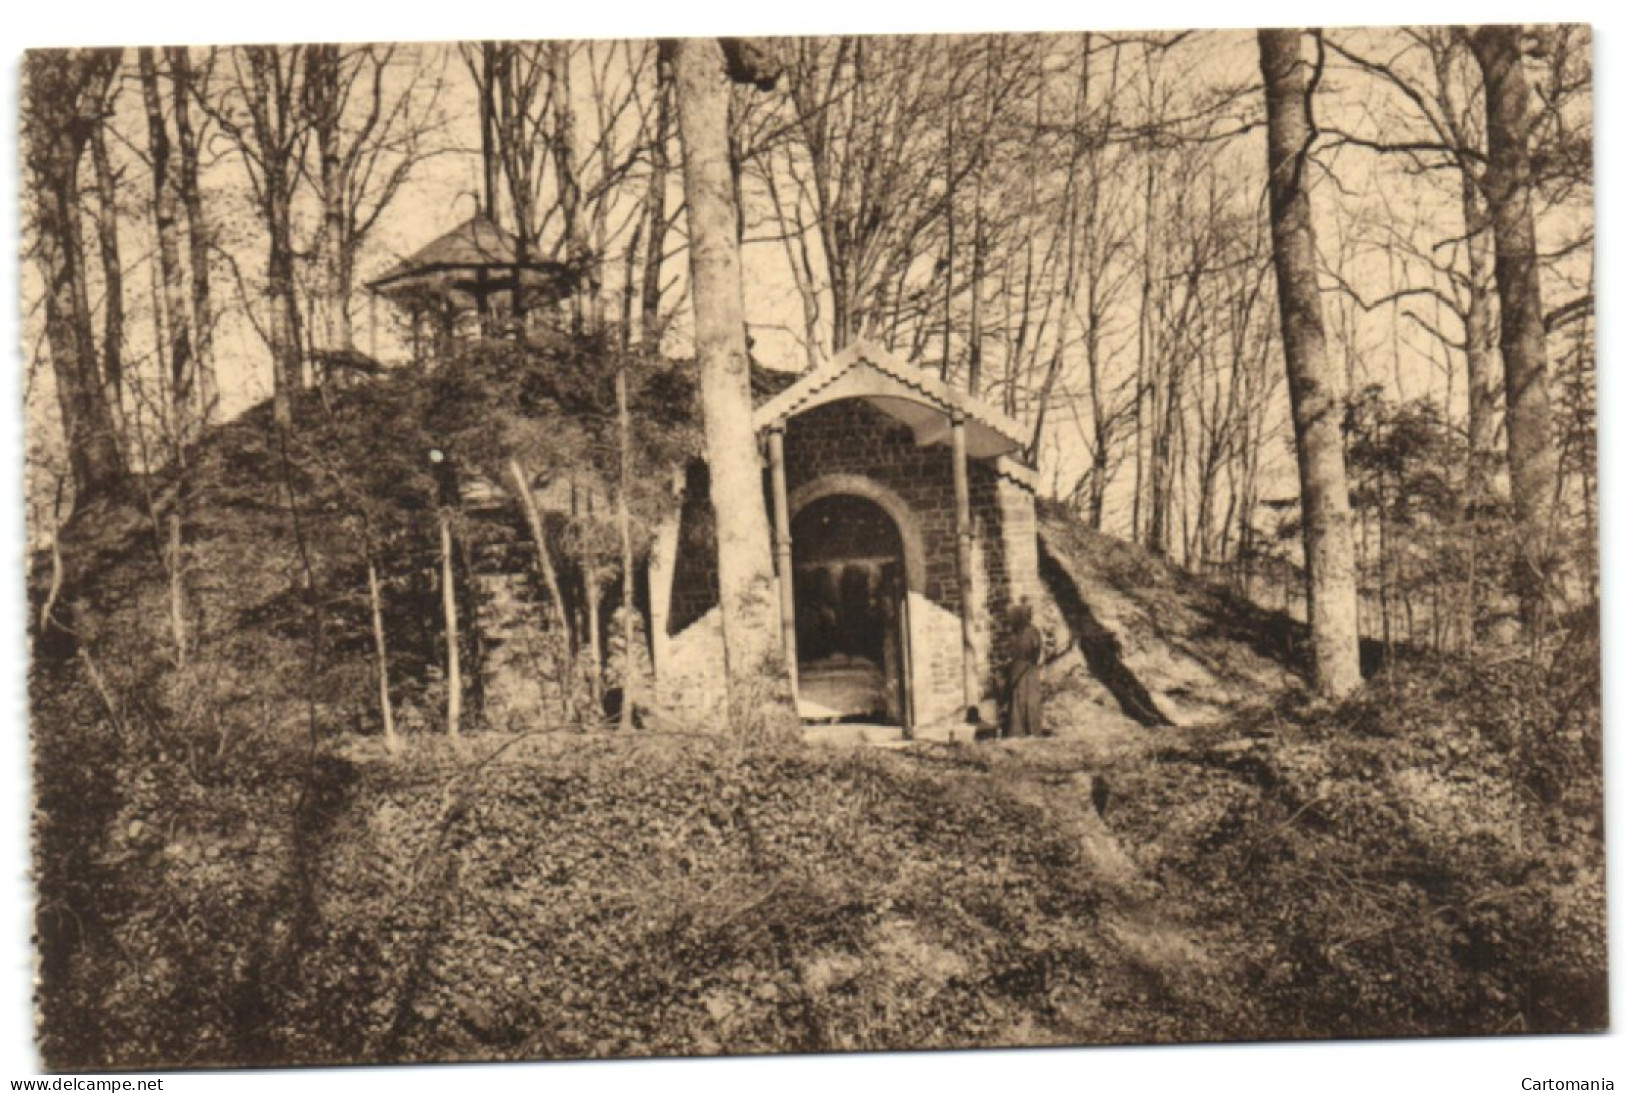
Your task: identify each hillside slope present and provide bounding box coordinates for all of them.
[28,367,1605,1069]
[1033,499,1304,733]
[34,655,1605,1071]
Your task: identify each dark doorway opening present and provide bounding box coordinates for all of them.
[792,494,911,725]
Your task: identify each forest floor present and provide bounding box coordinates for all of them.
[272,644,1599,1069]
[28,379,1607,1069]
[34,639,1605,1070]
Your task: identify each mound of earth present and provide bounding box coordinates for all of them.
[1033,499,1304,733]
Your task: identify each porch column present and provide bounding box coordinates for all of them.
[767,426,799,703]
[951,411,977,713]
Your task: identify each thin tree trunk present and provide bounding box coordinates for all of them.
[618,243,640,730]
[267,218,302,426]
[480,42,500,222]
[1429,35,1498,645]
[577,484,604,711]
[88,119,124,413]
[37,489,66,640]
[1132,153,1156,545]
[139,48,195,443]
[509,458,576,716]
[440,509,461,738]
[169,47,217,419]
[641,42,674,350]
[368,558,399,752]
[940,87,957,381]
[168,510,187,667]
[671,36,795,734]
[1258,28,1362,698]
[1461,178,1498,493]
[239,47,305,427]
[552,42,590,334]
[967,209,985,395]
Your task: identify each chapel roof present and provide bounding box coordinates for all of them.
[753,340,1034,473]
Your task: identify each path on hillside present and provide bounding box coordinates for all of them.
[907,731,1245,1041]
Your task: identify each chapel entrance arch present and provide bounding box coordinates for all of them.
[788,482,919,727]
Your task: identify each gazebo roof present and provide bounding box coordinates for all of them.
[754,340,1037,482]
[367,215,576,308]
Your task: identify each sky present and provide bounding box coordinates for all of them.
[2,0,1619,1088]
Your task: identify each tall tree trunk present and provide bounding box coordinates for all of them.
[1258,28,1362,699]
[1027,87,1085,473]
[617,246,640,731]
[671,36,795,734]
[168,510,188,666]
[1426,30,1500,647]
[552,42,591,334]
[440,508,462,738]
[967,212,984,395]
[491,45,535,329]
[139,48,196,443]
[939,86,957,380]
[1468,25,1561,630]
[307,45,353,355]
[1456,183,1496,646]
[576,484,604,708]
[1007,71,1044,417]
[169,47,217,420]
[87,117,124,413]
[472,44,500,336]
[240,46,305,428]
[266,207,302,427]
[479,42,500,222]
[641,42,674,350]
[25,50,126,508]
[1149,349,1186,558]
[1132,153,1156,545]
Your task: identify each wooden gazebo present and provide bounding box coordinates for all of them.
[367,215,576,360]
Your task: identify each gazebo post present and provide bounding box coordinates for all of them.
[951,410,977,717]
[475,269,492,336]
[768,426,799,706]
[434,301,452,362]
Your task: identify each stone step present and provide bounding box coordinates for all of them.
[800,720,981,748]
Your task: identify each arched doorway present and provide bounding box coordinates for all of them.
[791,494,912,725]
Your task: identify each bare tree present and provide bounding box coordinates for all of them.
[550,41,590,331]
[86,78,125,416]
[23,49,127,508]
[1467,25,1561,629]
[168,47,219,419]
[208,46,309,428]
[304,44,447,357]
[463,42,545,324]
[138,48,196,441]
[638,42,677,349]
[671,36,794,733]
[1258,28,1362,698]
[778,36,1005,355]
